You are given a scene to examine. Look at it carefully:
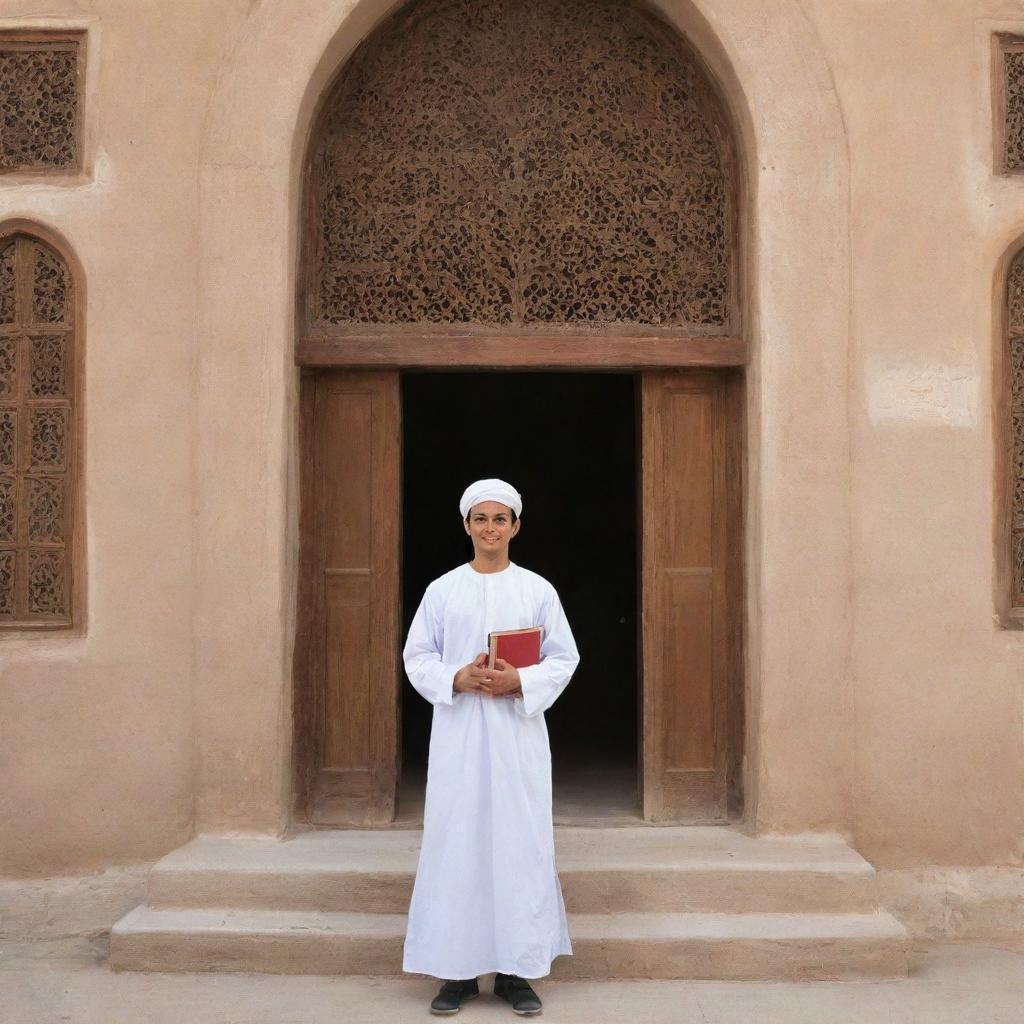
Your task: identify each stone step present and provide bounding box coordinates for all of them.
[109,905,908,981]
[143,827,880,915]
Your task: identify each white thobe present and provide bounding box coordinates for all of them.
[402,560,580,980]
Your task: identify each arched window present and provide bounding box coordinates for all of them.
[0,228,79,628]
[1008,250,1024,610]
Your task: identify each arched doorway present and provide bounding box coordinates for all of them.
[294,0,745,826]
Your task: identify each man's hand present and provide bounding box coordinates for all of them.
[479,657,522,698]
[453,655,522,698]
[453,653,491,694]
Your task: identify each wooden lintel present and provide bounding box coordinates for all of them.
[296,335,747,369]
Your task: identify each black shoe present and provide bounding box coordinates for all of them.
[493,973,542,1015]
[430,978,479,1015]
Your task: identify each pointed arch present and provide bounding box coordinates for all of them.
[195,0,855,835]
[302,0,739,335]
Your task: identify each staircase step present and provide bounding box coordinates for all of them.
[562,910,908,980]
[109,906,908,981]
[144,827,879,914]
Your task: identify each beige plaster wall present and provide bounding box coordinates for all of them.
[0,0,1021,884]
[0,1,250,876]
[192,0,858,849]
[802,0,1024,867]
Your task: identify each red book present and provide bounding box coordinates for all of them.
[488,626,543,669]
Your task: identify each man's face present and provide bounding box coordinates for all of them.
[464,500,520,557]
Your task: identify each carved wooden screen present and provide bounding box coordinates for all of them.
[1008,251,1024,608]
[305,0,736,334]
[0,232,78,628]
[1004,47,1024,172]
[0,35,82,173]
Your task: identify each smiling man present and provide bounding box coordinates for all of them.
[402,478,581,1016]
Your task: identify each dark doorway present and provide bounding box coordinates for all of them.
[400,371,640,821]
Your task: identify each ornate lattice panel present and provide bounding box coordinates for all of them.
[0,37,81,172]
[1008,251,1024,607]
[1004,43,1024,173]
[309,0,735,330]
[0,234,74,626]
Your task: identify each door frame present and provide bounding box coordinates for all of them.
[294,356,745,826]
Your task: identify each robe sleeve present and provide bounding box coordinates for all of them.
[403,585,459,707]
[514,584,580,718]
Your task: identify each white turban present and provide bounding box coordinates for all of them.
[459,478,523,519]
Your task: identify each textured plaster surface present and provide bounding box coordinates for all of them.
[879,867,1024,948]
[0,0,252,876]
[0,864,150,941]
[193,0,856,843]
[0,0,1020,887]
[801,0,1024,866]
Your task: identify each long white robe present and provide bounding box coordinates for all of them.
[402,560,580,980]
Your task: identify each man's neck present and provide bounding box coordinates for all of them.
[470,552,511,574]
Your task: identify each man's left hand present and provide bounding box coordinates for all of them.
[480,658,522,698]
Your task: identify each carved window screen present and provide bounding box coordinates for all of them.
[997,36,1024,174]
[306,0,736,333]
[0,34,82,174]
[0,233,77,627]
[1009,252,1024,607]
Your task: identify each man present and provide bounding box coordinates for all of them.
[402,478,581,1016]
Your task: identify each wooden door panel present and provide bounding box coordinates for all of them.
[642,370,738,823]
[663,569,715,770]
[665,390,714,565]
[324,573,372,768]
[320,389,372,565]
[299,371,400,826]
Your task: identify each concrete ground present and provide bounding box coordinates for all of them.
[2,938,1023,1024]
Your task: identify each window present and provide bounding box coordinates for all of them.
[0,34,83,174]
[0,230,79,628]
[1007,250,1024,610]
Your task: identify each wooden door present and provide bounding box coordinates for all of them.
[641,370,743,822]
[295,370,401,825]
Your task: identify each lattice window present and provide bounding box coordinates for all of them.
[997,36,1024,173]
[0,35,82,173]
[0,232,76,627]
[307,0,735,331]
[1008,251,1024,608]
